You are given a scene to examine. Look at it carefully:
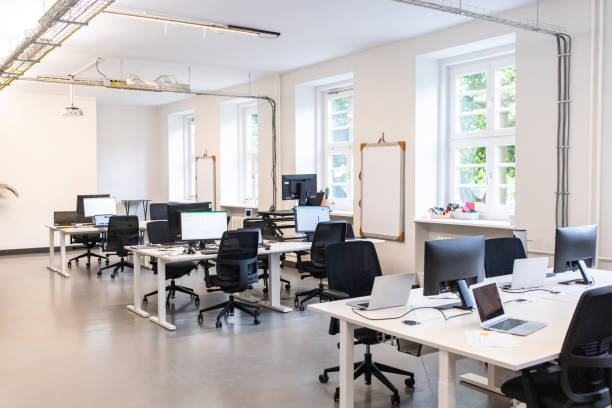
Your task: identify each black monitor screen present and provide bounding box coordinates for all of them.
[282,174,317,205]
[167,202,212,241]
[76,194,110,222]
[553,225,597,273]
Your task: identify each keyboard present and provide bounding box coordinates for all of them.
[489,318,527,331]
[200,249,218,255]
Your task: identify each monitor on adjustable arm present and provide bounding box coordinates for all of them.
[553,224,597,285]
[282,174,317,206]
[180,211,227,243]
[423,235,485,310]
[295,206,331,241]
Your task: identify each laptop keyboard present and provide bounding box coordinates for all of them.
[490,318,526,331]
[356,302,369,309]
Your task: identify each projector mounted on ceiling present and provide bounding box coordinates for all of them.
[63,79,83,117]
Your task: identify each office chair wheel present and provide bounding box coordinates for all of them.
[142,297,148,305]
[285,283,291,290]
[97,270,102,276]
[391,394,400,406]
[253,318,260,325]
[405,377,415,388]
[194,297,200,306]
[334,388,339,402]
[75,259,79,265]
[294,298,299,307]
[197,314,203,324]
[248,285,253,289]
[67,261,72,268]
[319,373,329,383]
[105,259,109,265]
[215,321,222,328]
[86,262,90,267]
[98,258,102,264]
[298,305,305,311]
[263,287,268,293]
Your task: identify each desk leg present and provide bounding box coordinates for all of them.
[127,253,150,318]
[149,260,176,330]
[339,320,355,408]
[257,253,292,313]
[438,350,457,408]
[47,231,70,278]
[460,364,503,394]
[47,229,57,273]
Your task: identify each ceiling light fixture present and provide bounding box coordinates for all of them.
[102,7,281,39]
[62,77,84,117]
[0,0,115,92]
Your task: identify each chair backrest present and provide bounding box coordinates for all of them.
[484,237,527,277]
[310,221,347,267]
[558,286,612,403]
[214,230,259,292]
[149,203,168,220]
[346,222,356,240]
[146,221,171,244]
[327,241,382,298]
[106,216,140,251]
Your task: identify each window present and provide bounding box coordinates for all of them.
[321,88,353,211]
[168,112,195,202]
[240,104,258,204]
[448,55,516,217]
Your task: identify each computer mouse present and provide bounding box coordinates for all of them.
[186,247,196,255]
[402,320,420,326]
[264,244,271,250]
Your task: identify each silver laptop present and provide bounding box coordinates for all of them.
[471,281,547,336]
[347,273,415,311]
[94,214,112,227]
[499,257,548,290]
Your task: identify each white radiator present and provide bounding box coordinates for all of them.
[229,215,247,230]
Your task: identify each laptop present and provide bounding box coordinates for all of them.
[94,214,112,227]
[471,281,547,336]
[54,211,77,226]
[499,257,548,289]
[347,273,415,311]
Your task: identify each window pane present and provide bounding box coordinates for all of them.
[459,167,487,184]
[497,145,515,163]
[457,147,486,165]
[500,89,515,108]
[458,72,487,92]
[331,185,347,199]
[459,114,486,132]
[331,112,350,127]
[498,187,515,206]
[331,128,349,142]
[498,66,516,87]
[459,186,486,203]
[499,111,515,128]
[498,167,516,184]
[248,113,258,150]
[330,96,351,113]
[459,92,487,113]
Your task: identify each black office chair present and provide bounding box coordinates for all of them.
[197,230,261,328]
[68,233,108,268]
[142,221,199,307]
[501,286,612,407]
[294,221,346,311]
[98,216,139,278]
[484,237,527,278]
[346,222,356,239]
[149,203,168,220]
[243,218,291,293]
[319,241,415,406]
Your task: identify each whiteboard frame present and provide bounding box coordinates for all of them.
[195,155,217,210]
[359,142,405,241]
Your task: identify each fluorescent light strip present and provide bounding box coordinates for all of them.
[102,8,281,38]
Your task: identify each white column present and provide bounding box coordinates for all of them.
[149,259,176,330]
[127,252,150,317]
[438,350,457,408]
[339,320,355,408]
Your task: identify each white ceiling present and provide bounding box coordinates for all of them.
[1,0,537,105]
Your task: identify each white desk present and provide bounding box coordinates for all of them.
[309,269,612,408]
[127,238,384,331]
[46,222,148,278]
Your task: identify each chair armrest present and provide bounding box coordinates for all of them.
[320,289,350,301]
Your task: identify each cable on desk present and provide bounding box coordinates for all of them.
[351,306,472,322]
[501,288,562,294]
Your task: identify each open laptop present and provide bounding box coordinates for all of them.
[499,257,548,289]
[94,214,112,227]
[54,211,77,227]
[471,281,547,336]
[347,273,415,311]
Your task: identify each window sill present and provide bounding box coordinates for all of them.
[331,211,354,218]
[220,203,258,210]
[414,217,515,230]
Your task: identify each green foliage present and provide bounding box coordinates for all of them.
[330,96,351,112]
[458,147,486,165]
[0,184,19,198]
[499,67,516,87]
[498,145,515,163]
[500,89,515,108]
[460,93,487,113]
[460,114,487,132]
[459,167,487,184]
[459,72,487,92]
[500,111,515,128]
[331,113,350,127]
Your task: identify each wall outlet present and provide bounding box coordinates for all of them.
[245,209,252,217]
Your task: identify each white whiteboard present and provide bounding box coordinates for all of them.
[360,142,405,240]
[195,155,216,208]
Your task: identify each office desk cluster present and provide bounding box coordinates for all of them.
[310,269,612,408]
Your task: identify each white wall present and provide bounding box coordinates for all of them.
[0,91,97,250]
[97,104,160,209]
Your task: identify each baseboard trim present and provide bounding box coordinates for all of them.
[0,246,80,256]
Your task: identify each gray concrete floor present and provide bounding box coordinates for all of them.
[0,252,514,408]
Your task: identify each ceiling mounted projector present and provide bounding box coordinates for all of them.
[63,81,83,117]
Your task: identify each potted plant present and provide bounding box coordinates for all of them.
[0,183,19,198]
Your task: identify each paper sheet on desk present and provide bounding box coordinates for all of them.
[465,330,519,348]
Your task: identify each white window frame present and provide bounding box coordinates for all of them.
[447,54,516,219]
[183,115,196,202]
[319,86,354,211]
[238,103,258,205]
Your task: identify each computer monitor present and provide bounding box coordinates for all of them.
[282,174,317,206]
[423,235,485,310]
[76,194,110,222]
[167,202,213,241]
[295,206,331,239]
[180,211,227,241]
[83,197,117,217]
[553,225,597,285]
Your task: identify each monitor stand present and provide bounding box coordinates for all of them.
[435,279,475,310]
[305,232,314,242]
[559,260,594,285]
